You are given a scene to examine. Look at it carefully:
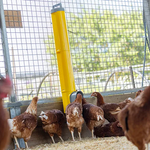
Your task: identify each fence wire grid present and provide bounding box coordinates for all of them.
[0,0,149,102]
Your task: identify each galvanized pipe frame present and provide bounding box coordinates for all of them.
[4,86,146,109]
[143,0,150,50]
[104,67,149,91]
[0,0,16,103]
[0,1,25,147]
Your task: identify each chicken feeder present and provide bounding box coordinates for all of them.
[70,90,84,103]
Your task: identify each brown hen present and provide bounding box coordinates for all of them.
[82,98,105,138]
[8,96,38,149]
[118,86,150,150]
[39,109,65,143]
[91,92,133,122]
[94,121,124,137]
[66,93,84,141]
[0,76,12,150]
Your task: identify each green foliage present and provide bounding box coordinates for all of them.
[45,9,149,72]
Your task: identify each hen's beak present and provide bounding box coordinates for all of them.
[91,93,97,97]
[91,94,96,98]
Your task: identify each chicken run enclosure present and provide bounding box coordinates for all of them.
[1,0,150,149]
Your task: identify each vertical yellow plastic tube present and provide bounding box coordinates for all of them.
[51,3,76,112]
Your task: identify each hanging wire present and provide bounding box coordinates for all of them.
[142,0,148,87]
[142,13,146,87]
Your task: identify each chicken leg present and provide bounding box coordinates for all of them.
[59,136,64,142]
[68,126,75,141]
[78,132,82,141]
[14,136,20,150]
[92,129,96,138]
[71,131,75,141]
[78,127,82,140]
[25,142,29,149]
[50,135,55,144]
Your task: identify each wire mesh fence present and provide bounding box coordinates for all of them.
[0,0,148,102]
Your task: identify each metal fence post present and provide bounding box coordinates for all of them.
[143,0,150,51]
[0,0,16,102]
[0,0,25,148]
[129,66,135,89]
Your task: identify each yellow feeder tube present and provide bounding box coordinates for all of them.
[51,3,76,112]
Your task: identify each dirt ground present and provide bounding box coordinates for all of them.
[25,136,141,150]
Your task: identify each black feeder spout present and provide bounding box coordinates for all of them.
[70,90,84,103]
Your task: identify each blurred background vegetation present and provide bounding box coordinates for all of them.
[45,10,149,72]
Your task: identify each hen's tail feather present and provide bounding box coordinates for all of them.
[25,96,38,115]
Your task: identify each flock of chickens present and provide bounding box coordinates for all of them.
[0,76,150,150]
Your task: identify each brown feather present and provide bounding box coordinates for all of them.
[40,109,65,137]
